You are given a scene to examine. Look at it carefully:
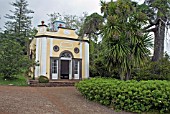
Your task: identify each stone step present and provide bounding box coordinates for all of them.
[28,80,79,87]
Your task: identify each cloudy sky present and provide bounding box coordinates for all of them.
[0,0,144,30]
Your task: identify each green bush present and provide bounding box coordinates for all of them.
[38,76,49,83]
[76,78,170,113]
[132,57,170,81]
[0,39,32,80]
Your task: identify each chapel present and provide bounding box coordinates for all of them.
[30,21,89,80]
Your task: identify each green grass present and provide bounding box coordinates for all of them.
[0,75,28,86]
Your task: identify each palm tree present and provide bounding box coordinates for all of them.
[101,0,152,80]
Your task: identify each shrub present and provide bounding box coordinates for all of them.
[0,39,32,80]
[76,78,170,113]
[38,76,49,83]
[131,57,170,81]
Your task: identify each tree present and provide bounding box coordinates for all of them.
[101,0,152,80]
[79,13,104,41]
[4,0,34,55]
[5,0,34,34]
[0,38,31,79]
[141,0,170,61]
[47,12,87,34]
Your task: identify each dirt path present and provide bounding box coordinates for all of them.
[0,86,132,114]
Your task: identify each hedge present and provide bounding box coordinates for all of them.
[76,78,170,113]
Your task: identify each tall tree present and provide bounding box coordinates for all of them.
[101,0,152,80]
[5,0,34,34]
[142,0,170,61]
[4,0,34,55]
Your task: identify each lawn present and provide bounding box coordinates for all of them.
[0,75,28,86]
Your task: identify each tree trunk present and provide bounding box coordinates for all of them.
[125,68,131,80]
[152,18,166,61]
[119,68,124,80]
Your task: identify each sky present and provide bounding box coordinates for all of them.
[0,0,170,54]
[0,0,144,30]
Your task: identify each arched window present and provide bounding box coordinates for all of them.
[60,51,73,58]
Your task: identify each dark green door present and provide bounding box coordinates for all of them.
[60,60,69,79]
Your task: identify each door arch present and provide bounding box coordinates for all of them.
[59,50,74,58]
[59,50,73,79]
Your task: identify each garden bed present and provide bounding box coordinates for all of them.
[76,78,170,113]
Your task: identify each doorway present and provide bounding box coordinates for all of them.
[60,60,69,79]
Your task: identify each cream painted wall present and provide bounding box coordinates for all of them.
[30,25,89,80]
[52,39,81,58]
[45,38,83,79]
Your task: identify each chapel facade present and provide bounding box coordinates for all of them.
[30,21,89,80]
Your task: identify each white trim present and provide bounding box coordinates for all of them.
[50,38,53,56]
[39,39,42,75]
[35,38,40,77]
[69,60,72,79]
[60,57,72,60]
[84,42,89,78]
[41,38,47,76]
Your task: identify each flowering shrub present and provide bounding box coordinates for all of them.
[76,78,170,113]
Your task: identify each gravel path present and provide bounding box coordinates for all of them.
[0,86,132,114]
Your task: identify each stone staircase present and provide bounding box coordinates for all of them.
[28,79,80,87]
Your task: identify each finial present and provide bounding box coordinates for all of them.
[41,21,44,25]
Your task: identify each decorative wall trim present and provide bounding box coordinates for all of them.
[41,38,47,76]
[39,39,41,75]
[35,38,40,77]
[35,35,89,43]
[60,41,73,49]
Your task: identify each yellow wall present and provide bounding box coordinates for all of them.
[45,38,83,79]
[30,26,89,79]
[52,39,80,58]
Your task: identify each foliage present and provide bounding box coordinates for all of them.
[89,40,103,76]
[38,76,49,83]
[4,0,34,54]
[76,78,170,113]
[100,0,152,80]
[5,0,33,33]
[132,55,170,80]
[0,38,31,79]
[47,12,87,34]
[141,0,170,61]
[89,40,120,79]
[0,74,28,86]
[79,13,104,41]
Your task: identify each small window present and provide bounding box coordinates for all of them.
[74,61,78,74]
[53,45,59,52]
[74,47,79,54]
[52,60,57,73]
